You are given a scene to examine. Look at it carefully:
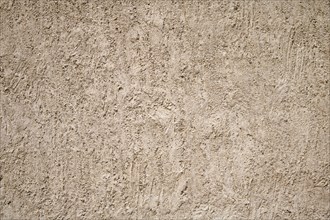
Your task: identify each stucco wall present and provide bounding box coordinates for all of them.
[0,0,329,219]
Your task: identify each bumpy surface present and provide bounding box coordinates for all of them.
[0,0,329,219]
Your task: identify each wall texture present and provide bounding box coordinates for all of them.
[0,0,329,219]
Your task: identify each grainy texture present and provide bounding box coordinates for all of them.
[0,0,329,219]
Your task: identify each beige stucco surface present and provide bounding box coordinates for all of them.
[0,0,329,219]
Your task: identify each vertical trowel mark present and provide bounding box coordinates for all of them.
[9,61,23,91]
[286,27,296,74]
[293,47,300,80]
[149,177,154,198]
[135,162,140,219]
[171,174,188,212]
[294,45,305,82]
[298,47,306,82]
[243,0,254,35]
[130,154,134,190]
[249,0,255,29]
[269,177,279,220]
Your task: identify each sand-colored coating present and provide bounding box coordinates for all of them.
[0,0,329,219]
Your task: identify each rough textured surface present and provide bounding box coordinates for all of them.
[0,0,329,219]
